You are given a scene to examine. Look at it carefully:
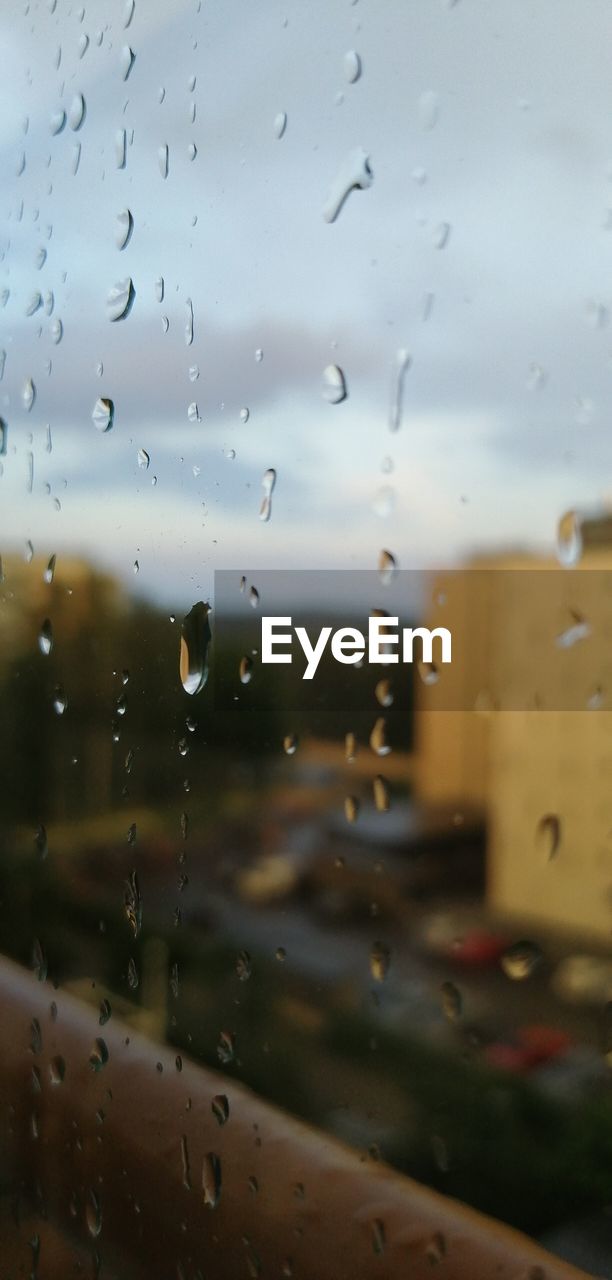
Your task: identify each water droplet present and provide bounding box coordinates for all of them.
[127,956,139,989]
[49,1054,65,1085]
[345,731,357,762]
[343,50,361,83]
[123,0,135,27]
[0,419,7,455]
[440,980,462,1021]
[555,610,590,650]
[169,960,180,999]
[433,221,451,250]
[187,401,200,423]
[184,297,194,346]
[236,950,251,981]
[38,619,53,656]
[389,348,411,431]
[371,1220,385,1256]
[202,1153,221,1208]
[137,448,149,470]
[259,468,276,522]
[180,602,212,695]
[557,510,582,567]
[106,278,134,322]
[323,147,373,223]
[425,1233,447,1266]
[501,940,543,981]
[345,795,359,823]
[115,208,133,250]
[375,678,393,708]
[418,89,439,130]
[370,717,390,756]
[34,824,48,859]
[574,395,594,427]
[89,1037,109,1070]
[273,111,287,139]
[239,655,253,684]
[99,998,111,1026]
[536,813,561,860]
[255,347,263,363]
[120,45,135,79]
[31,937,47,982]
[25,291,42,317]
[249,585,259,609]
[418,660,439,686]
[372,486,395,519]
[322,364,347,404]
[53,685,67,716]
[370,941,390,982]
[30,1017,43,1054]
[212,1094,229,1125]
[373,774,390,812]
[50,109,66,135]
[71,142,81,174]
[180,1134,192,1190]
[124,869,141,938]
[239,406,250,423]
[22,377,35,411]
[78,32,89,57]
[50,317,63,344]
[68,93,86,131]
[92,397,114,432]
[115,129,127,169]
[526,361,547,391]
[86,1190,101,1238]
[158,144,169,178]
[154,276,164,303]
[217,1029,235,1064]
[378,550,397,586]
[283,732,298,755]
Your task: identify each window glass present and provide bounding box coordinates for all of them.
[1,1,612,1276]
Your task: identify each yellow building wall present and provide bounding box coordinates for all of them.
[416,548,612,941]
[488,710,612,939]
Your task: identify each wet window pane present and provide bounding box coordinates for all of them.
[1,1,612,1276]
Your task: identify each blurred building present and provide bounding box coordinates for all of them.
[415,523,612,942]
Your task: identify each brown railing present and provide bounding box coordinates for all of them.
[0,958,590,1280]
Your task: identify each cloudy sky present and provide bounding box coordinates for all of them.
[1,0,612,609]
